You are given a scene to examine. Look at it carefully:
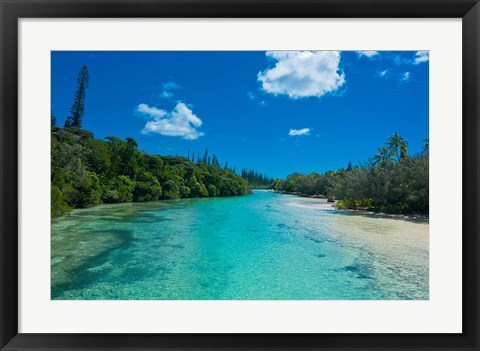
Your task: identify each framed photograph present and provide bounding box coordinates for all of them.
[1,0,478,350]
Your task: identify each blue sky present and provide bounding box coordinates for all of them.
[51,50,429,178]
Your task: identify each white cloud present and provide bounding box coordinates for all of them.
[136,103,167,119]
[258,51,345,99]
[376,69,390,78]
[394,51,429,66]
[160,81,181,99]
[357,51,379,58]
[394,55,409,66]
[414,51,429,64]
[138,102,204,140]
[161,91,174,99]
[247,91,256,100]
[289,128,311,136]
[400,72,411,82]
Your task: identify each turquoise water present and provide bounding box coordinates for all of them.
[51,190,429,300]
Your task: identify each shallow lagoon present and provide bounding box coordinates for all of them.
[51,190,429,300]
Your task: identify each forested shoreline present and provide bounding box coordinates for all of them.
[51,126,428,218]
[271,134,429,215]
[51,126,253,218]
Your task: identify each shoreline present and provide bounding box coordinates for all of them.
[274,191,429,222]
[271,191,327,199]
[334,206,429,222]
[52,192,252,220]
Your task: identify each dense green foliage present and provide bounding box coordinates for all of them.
[273,134,429,214]
[51,127,252,218]
[240,169,274,188]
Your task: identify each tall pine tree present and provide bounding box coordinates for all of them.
[51,111,56,127]
[66,65,89,128]
[347,160,353,171]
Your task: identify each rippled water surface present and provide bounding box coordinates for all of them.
[51,190,429,300]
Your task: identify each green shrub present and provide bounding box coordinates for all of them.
[51,186,72,218]
[133,172,162,202]
[207,184,218,197]
[179,185,191,198]
[102,175,135,203]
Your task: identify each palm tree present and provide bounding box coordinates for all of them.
[387,132,408,160]
[373,146,394,167]
[422,137,429,155]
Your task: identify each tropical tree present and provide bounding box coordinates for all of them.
[272,136,429,214]
[202,148,209,164]
[51,111,57,127]
[422,137,429,155]
[346,160,353,171]
[387,132,408,160]
[373,146,394,167]
[66,65,89,128]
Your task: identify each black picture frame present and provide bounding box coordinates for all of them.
[1,0,479,350]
